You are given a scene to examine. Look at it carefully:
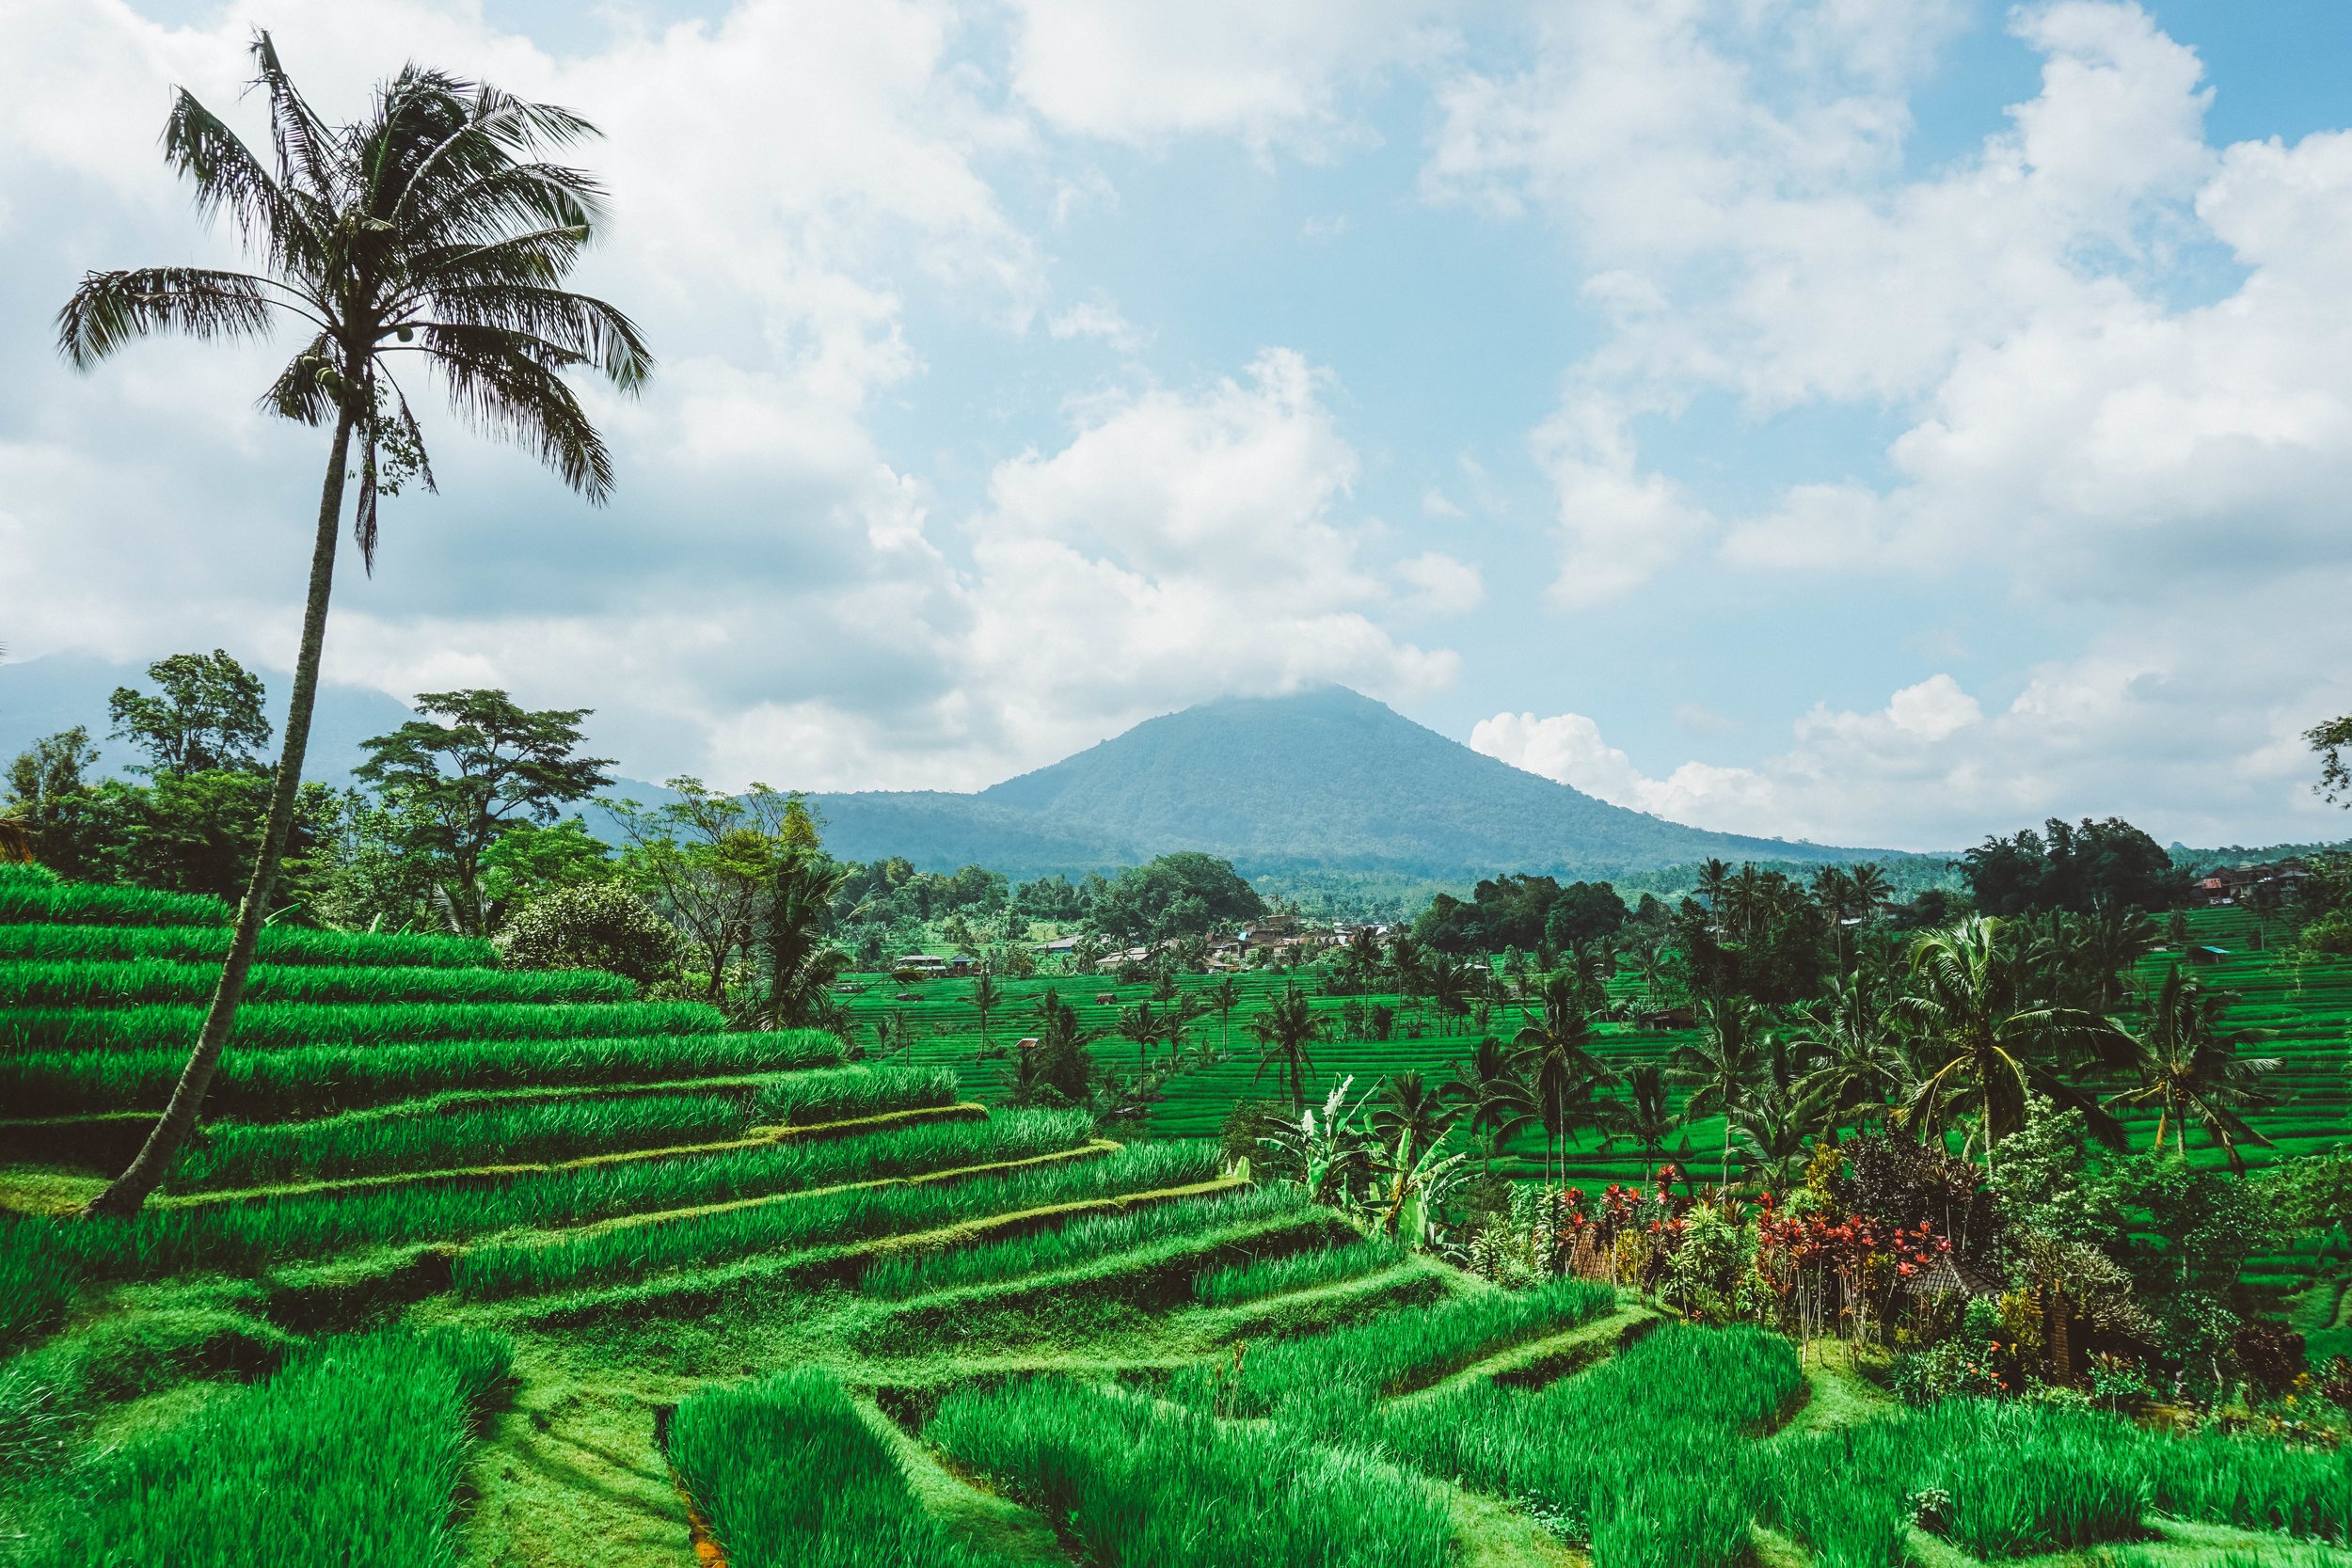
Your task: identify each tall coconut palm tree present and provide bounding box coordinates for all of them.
[1631,946,1670,1006]
[1372,1071,1460,1168]
[2074,903,2162,1012]
[1892,917,2128,1179]
[1730,1078,1829,1195]
[1115,1001,1164,1074]
[1563,940,1613,1014]
[1811,864,1857,970]
[58,38,650,1216]
[969,969,1002,1058]
[1848,863,1892,925]
[1670,995,1771,1185]
[1208,974,1242,1053]
[1694,858,1733,915]
[1792,975,1910,1140]
[2107,965,2280,1173]
[1597,1062,1677,1182]
[1426,956,1474,1036]
[763,852,850,1032]
[1512,974,1613,1187]
[1444,1037,1538,1173]
[1249,981,1327,1114]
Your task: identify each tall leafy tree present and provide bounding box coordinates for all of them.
[355,689,612,934]
[1893,916,2128,1178]
[2,729,106,879]
[1248,981,1327,1114]
[56,37,649,1216]
[107,650,273,777]
[2107,965,2281,1172]
[612,779,799,1003]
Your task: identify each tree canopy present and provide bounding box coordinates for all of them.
[1962,816,2184,916]
[1089,851,1264,944]
[107,649,272,777]
[355,689,612,933]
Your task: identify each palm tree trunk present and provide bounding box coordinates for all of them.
[1981,1082,1997,1182]
[82,403,357,1218]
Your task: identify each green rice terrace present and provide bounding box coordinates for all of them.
[3,862,2352,1568]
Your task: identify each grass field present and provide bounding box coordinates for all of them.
[2,870,2346,1565]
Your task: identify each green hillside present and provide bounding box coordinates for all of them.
[812,688,1904,879]
[6,876,2350,1565]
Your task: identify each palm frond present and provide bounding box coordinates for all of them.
[257,333,339,424]
[418,323,612,500]
[56,267,276,368]
[423,283,650,389]
[405,160,607,250]
[162,90,328,284]
[249,31,340,201]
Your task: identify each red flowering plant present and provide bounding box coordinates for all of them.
[1755,1194,1947,1351]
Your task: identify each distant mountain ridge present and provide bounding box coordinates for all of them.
[0,659,1898,879]
[809,687,1895,879]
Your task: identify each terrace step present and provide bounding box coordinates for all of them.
[152,1102,990,1209]
[528,1136,1120,1242]
[518,1175,1252,1326]
[1394,1302,1653,1402]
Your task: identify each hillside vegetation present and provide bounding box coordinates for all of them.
[6,868,2351,1566]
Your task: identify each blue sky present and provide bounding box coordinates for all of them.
[5,0,2352,851]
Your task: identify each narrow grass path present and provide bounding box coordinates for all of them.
[458,1354,700,1568]
[1394,1299,1653,1404]
[853,1393,1067,1564]
[1784,1338,1894,1433]
[1446,1491,1586,1568]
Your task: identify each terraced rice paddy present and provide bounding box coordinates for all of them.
[3,865,2346,1566]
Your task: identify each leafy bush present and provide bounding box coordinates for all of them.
[497,881,679,984]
